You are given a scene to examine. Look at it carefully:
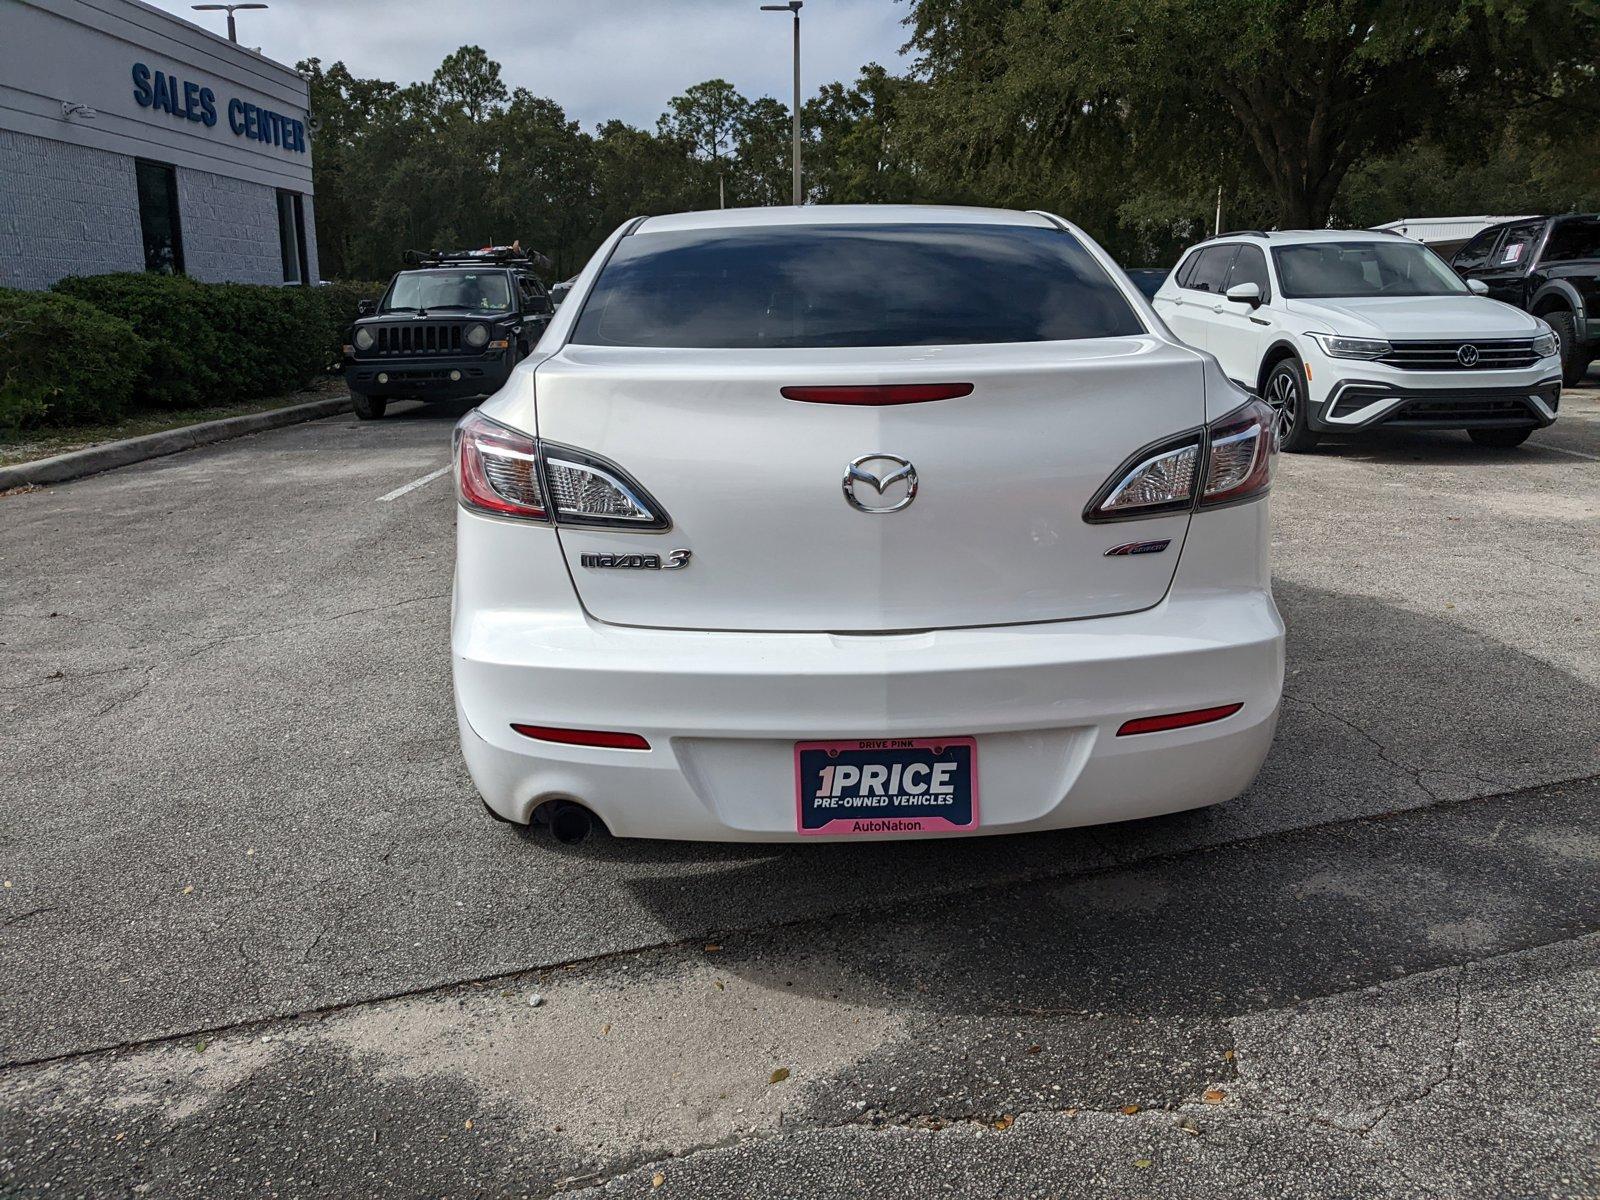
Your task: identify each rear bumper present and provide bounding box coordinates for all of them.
[1312,377,1561,432]
[453,506,1285,841]
[345,354,511,399]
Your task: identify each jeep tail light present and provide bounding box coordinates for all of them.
[456,410,547,521]
[1086,398,1276,523]
[454,411,670,530]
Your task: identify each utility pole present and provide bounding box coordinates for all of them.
[761,1,803,205]
[1215,185,1223,237]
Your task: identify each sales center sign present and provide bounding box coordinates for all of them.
[131,63,309,154]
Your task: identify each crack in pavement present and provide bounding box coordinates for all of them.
[1282,692,1509,800]
[548,934,1593,1200]
[1362,968,1467,1140]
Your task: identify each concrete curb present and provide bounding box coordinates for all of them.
[0,394,352,491]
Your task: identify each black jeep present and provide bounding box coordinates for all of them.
[1451,214,1600,386]
[343,246,555,419]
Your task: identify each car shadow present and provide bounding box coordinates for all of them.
[1306,427,1584,465]
[586,580,1599,1022]
[375,398,481,423]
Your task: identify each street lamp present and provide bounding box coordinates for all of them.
[760,0,803,205]
[191,3,268,44]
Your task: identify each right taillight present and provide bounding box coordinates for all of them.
[1197,397,1276,510]
[1085,398,1276,523]
[454,410,670,530]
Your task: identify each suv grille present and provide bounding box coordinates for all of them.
[1377,339,1539,370]
[372,322,467,355]
[1386,397,1536,425]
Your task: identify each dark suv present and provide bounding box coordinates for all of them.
[1451,214,1600,385]
[344,247,555,419]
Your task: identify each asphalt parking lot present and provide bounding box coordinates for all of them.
[3,388,1598,1199]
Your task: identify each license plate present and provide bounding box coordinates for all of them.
[794,737,978,836]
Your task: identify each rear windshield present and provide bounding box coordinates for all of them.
[571,223,1145,348]
[1271,241,1467,299]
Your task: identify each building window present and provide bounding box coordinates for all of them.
[135,160,184,274]
[277,190,308,285]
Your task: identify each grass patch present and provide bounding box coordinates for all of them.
[0,379,346,468]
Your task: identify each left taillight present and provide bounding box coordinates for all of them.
[454,410,670,530]
[1085,397,1277,523]
[455,410,548,522]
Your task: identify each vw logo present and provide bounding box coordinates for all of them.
[843,454,918,513]
[1457,344,1480,367]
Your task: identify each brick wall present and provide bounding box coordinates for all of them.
[0,129,144,290]
[173,165,285,286]
[1,128,320,290]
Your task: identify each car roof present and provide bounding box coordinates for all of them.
[634,204,1056,234]
[1198,229,1425,249]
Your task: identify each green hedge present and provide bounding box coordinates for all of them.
[0,289,148,431]
[47,273,386,412]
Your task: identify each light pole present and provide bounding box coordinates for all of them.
[760,1,803,205]
[191,3,268,44]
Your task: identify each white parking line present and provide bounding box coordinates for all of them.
[1541,444,1600,463]
[379,464,451,502]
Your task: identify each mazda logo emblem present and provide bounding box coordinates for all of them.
[843,454,918,513]
[1457,344,1480,366]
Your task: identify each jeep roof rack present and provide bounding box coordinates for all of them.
[403,242,553,270]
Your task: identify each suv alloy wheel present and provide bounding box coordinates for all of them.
[1265,359,1319,452]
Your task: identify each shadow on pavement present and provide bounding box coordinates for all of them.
[608,580,1599,1021]
[1308,428,1586,464]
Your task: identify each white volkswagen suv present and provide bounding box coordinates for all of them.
[452,205,1284,843]
[1153,230,1562,451]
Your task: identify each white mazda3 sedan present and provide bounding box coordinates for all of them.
[452,205,1285,843]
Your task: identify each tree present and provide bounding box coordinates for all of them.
[660,79,750,204]
[431,45,508,124]
[298,57,402,278]
[904,0,1600,230]
[592,120,706,229]
[495,91,597,278]
[733,97,794,206]
[805,65,928,204]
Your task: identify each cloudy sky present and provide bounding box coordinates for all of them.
[144,0,914,127]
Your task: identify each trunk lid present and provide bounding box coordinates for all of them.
[534,337,1203,632]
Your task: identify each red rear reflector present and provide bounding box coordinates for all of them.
[511,724,651,750]
[780,383,974,406]
[1116,703,1243,737]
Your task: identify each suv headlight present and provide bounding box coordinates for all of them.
[1532,330,1558,358]
[464,323,490,348]
[1308,333,1391,360]
[353,327,374,350]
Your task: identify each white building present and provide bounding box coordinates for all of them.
[0,0,318,290]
